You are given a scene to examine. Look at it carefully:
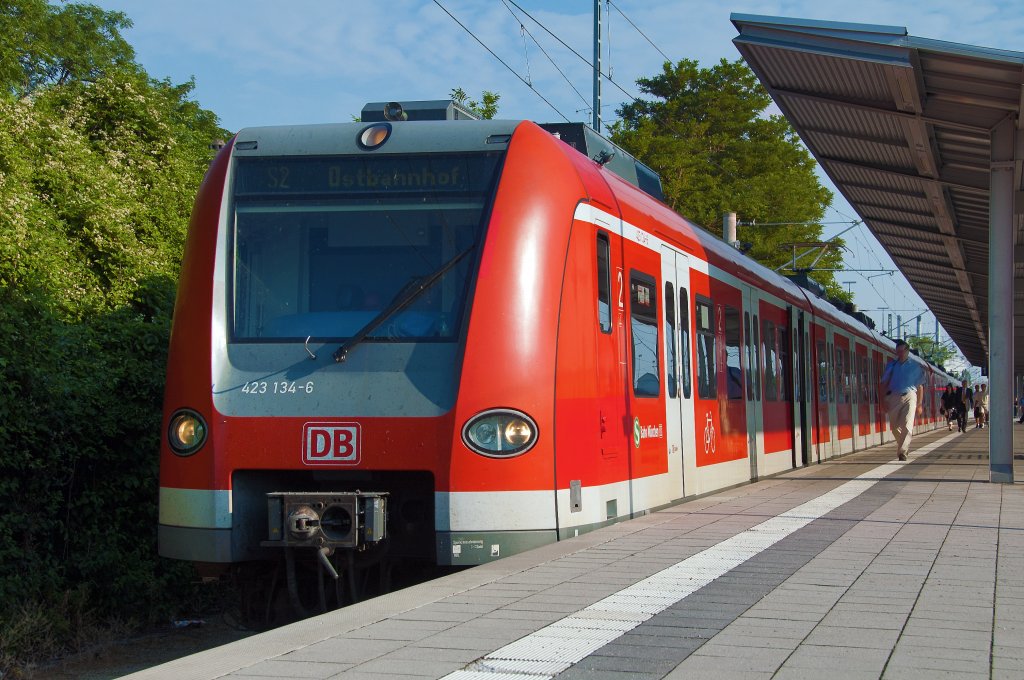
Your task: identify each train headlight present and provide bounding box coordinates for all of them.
[168,409,207,456]
[358,123,392,149]
[462,409,538,458]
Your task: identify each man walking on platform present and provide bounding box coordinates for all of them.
[880,340,925,461]
[955,380,974,433]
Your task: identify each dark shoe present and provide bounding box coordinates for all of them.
[897,453,907,461]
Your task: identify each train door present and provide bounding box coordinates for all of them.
[593,224,629,514]
[791,306,811,467]
[624,243,669,515]
[748,304,763,478]
[716,287,748,468]
[873,350,886,445]
[744,288,762,480]
[811,322,832,462]
[660,245,693,498]
[856,343,871,449]
[759,302,793,475]
[834,332,853,454]
[826,327,839,458]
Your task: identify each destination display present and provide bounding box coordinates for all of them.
[234,153,501,196]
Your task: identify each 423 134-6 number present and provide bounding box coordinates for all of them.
[241,380,314,395]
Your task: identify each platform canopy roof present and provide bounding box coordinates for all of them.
[732,14,1024,371]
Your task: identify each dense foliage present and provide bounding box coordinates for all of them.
[0,1,226,673]
[610,59,849,301]
[451,87,501,119]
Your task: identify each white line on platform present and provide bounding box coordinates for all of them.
[442,432,959,680]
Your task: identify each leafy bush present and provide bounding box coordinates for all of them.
[0,3,228,673]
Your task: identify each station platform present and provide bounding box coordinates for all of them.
[127,427,1023,680]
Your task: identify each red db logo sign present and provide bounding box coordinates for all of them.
[302,423,360,466]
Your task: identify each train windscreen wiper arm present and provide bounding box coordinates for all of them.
[332,245,476,363]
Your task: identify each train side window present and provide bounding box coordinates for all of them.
[596,233,612,334]
[835,346,845,404]
[752,314,761,401]
[680,289,692,399]
[816,340,827,402]
[725,305,743,400]
[859,352,868,403]
[744,312,753,401]
[777,326,789,402]
[665,282,677,399]
[630,271,659,397]
[695,298,716,399]
[793,328,801,402]
[762,319,777,402]
[828,342,835,403]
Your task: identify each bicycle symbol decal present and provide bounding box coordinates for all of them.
[703,412,716,455]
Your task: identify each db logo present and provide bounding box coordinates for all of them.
[302,423,360,466]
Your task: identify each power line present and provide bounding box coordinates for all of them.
[504,0,638,105]
[608,0,672,63]
[431,0,570,123]
[500,0,590,110]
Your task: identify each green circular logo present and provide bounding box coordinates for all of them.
[633,417,641,448]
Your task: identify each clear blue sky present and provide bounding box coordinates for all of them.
[93,0,1024,374]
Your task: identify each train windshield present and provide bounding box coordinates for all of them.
[230,152,502,342]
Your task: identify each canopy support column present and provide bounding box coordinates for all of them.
[989,114,1016,484]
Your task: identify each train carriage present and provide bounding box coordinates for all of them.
[159,101,956,607]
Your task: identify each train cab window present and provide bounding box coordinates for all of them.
[725,305,743,400]
[752,315,761,401]
[777,327,789,401]
[680,289,692,399]
[744,312,753,401]
[665,283,677,399]
[630,271,659,397]
[231,152,503,342]
[596,233,612,334]
[762,320,777,402]
[695,298,716,399]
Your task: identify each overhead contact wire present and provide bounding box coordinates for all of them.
[431,0,570,123]
[609,0,672,63]
[500,0,590,110]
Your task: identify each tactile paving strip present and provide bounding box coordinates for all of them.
[441,433,957,680]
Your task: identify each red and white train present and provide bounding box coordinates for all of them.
[159,101,954,587]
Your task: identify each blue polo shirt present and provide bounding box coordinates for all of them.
[881,358,925,394]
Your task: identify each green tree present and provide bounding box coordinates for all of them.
[906,335,955,367]
[451,86,500,119]
[0,0,134,95]
[610,59,849,301]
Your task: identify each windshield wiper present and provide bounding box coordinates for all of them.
[333,244,476,363]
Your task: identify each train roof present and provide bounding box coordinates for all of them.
[231,119,520,157]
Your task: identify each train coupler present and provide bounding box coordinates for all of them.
[261,491,388,550]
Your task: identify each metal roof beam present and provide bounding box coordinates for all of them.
[800,125,906,147]
[859,203,939,221]
[821,156,989,194]
[841,181,929,200]
[772,87,992,134]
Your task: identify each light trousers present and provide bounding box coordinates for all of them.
[886,390,917,457]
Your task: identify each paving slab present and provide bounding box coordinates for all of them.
[122,427,1023,680]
